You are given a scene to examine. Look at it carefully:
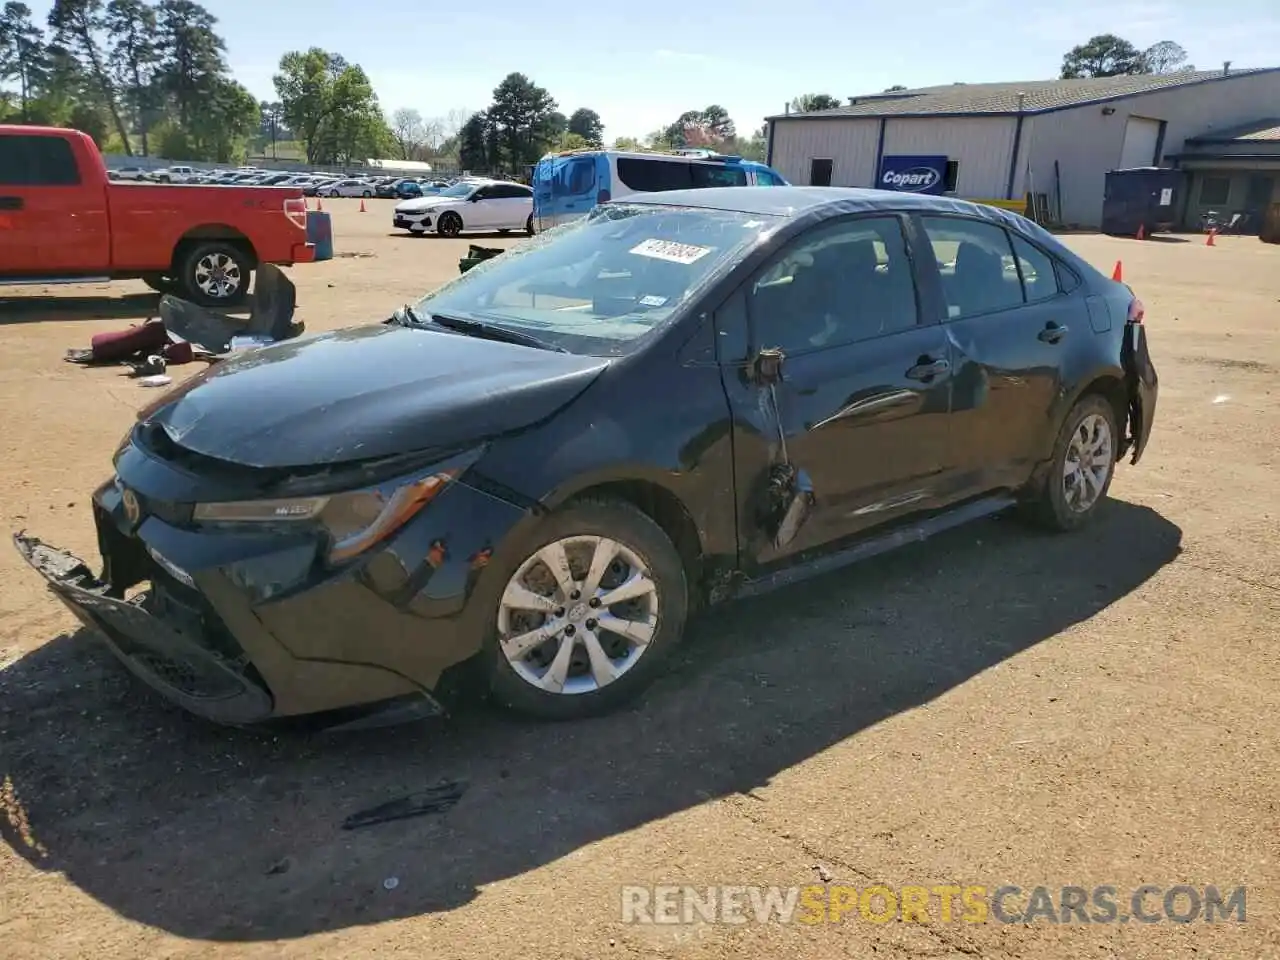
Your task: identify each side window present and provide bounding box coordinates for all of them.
[472,186,495,199]
[920,216,1022,320]
[616,157,694,192]
[690,164,747,187]
[0,135,80,186]
[565,158,595,194]
[747,216,919,353]
[1008,234,1062,304]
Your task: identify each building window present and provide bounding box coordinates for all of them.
[1199,176,1231,206]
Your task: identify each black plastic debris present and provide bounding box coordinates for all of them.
[341,779,469,830]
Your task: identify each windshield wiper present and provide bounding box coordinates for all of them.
[430,312,566,353]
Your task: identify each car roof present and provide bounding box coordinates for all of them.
[622,186,1061,238]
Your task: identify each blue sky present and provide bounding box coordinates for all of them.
[20,0,1280,142]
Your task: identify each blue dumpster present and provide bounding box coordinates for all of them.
[306,210,334,261]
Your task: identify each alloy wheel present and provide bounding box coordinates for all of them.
[193,252,242,300]
[496,535,658,695]
[1063,413,1113,512]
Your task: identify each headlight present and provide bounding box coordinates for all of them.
[192,470,457,564]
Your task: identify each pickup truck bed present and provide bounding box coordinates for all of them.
[0,126,314,306]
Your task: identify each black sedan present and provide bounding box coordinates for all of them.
[15,187,1157,727]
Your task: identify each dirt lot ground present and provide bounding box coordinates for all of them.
[1,200,1277,959]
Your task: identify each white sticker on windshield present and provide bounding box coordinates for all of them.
[630,238,712,265]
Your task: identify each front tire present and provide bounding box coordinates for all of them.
[525,213,535,236]
[362,190,372,198]
[1023,394,1119,531]
[485,498,688,720]
[178,241,251,307]
[437,211,463,238]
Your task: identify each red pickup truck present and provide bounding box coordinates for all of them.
[0,125,314,305]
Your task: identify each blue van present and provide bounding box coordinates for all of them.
[532,150,789,230]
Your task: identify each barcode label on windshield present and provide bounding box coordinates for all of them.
[629,238,712,265]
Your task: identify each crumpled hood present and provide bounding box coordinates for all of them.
[147,324,610,468]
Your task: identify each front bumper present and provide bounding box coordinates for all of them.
[14,467,528,725]
[394,213,432,231]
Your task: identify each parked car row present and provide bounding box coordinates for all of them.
[104,166,461,200]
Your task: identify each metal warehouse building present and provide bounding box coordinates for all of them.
[765,67,1280,229]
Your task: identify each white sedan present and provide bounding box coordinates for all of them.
[317,178,376,198]
[392,180,534,237]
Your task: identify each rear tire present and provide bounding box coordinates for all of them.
[525,214,535,236]
[177,241,251,307]
[484,498,688,721]
[1021,394,1119,532]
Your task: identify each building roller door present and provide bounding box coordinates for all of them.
[1120,117,1162,168]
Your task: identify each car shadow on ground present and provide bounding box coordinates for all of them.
[0,292,162,325]
[0,499,1181,942]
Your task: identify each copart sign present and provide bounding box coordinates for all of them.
[877,155,948,195]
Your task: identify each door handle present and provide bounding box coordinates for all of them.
[906,357,949,381]
[0,196,24,211]
[1038,322,1068,344]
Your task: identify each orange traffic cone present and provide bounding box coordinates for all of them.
[1206,228,1216,246]
[1112,260,1123,281]
[1136,224,1145,240]
[359,198,366,213]
[317,198,323,211]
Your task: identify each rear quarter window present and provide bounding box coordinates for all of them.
[616,157,694,192]
[0,135,81,186]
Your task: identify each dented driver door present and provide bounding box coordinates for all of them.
[717,213,957,573]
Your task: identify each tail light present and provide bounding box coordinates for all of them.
[1128,297,1145,324]
[597,189,611,204]
[283,197,308,230]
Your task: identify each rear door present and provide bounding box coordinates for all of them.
[0,132,109,276]
[718,213,956,569]
[492,182,532,227]
[914,214,1088,495]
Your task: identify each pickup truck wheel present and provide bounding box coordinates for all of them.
[484,498,688,721]
[1021,394,1118,532]
[179,242,251,307]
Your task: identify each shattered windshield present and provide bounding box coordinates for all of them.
[415,203,778,356]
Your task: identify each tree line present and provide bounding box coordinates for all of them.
[0,0,258,161]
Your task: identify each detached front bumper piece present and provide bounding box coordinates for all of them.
[14,533,275,724]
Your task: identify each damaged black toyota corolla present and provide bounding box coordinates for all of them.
[16,187,1158,726]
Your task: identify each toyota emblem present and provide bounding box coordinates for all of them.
[122,488,141,526]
